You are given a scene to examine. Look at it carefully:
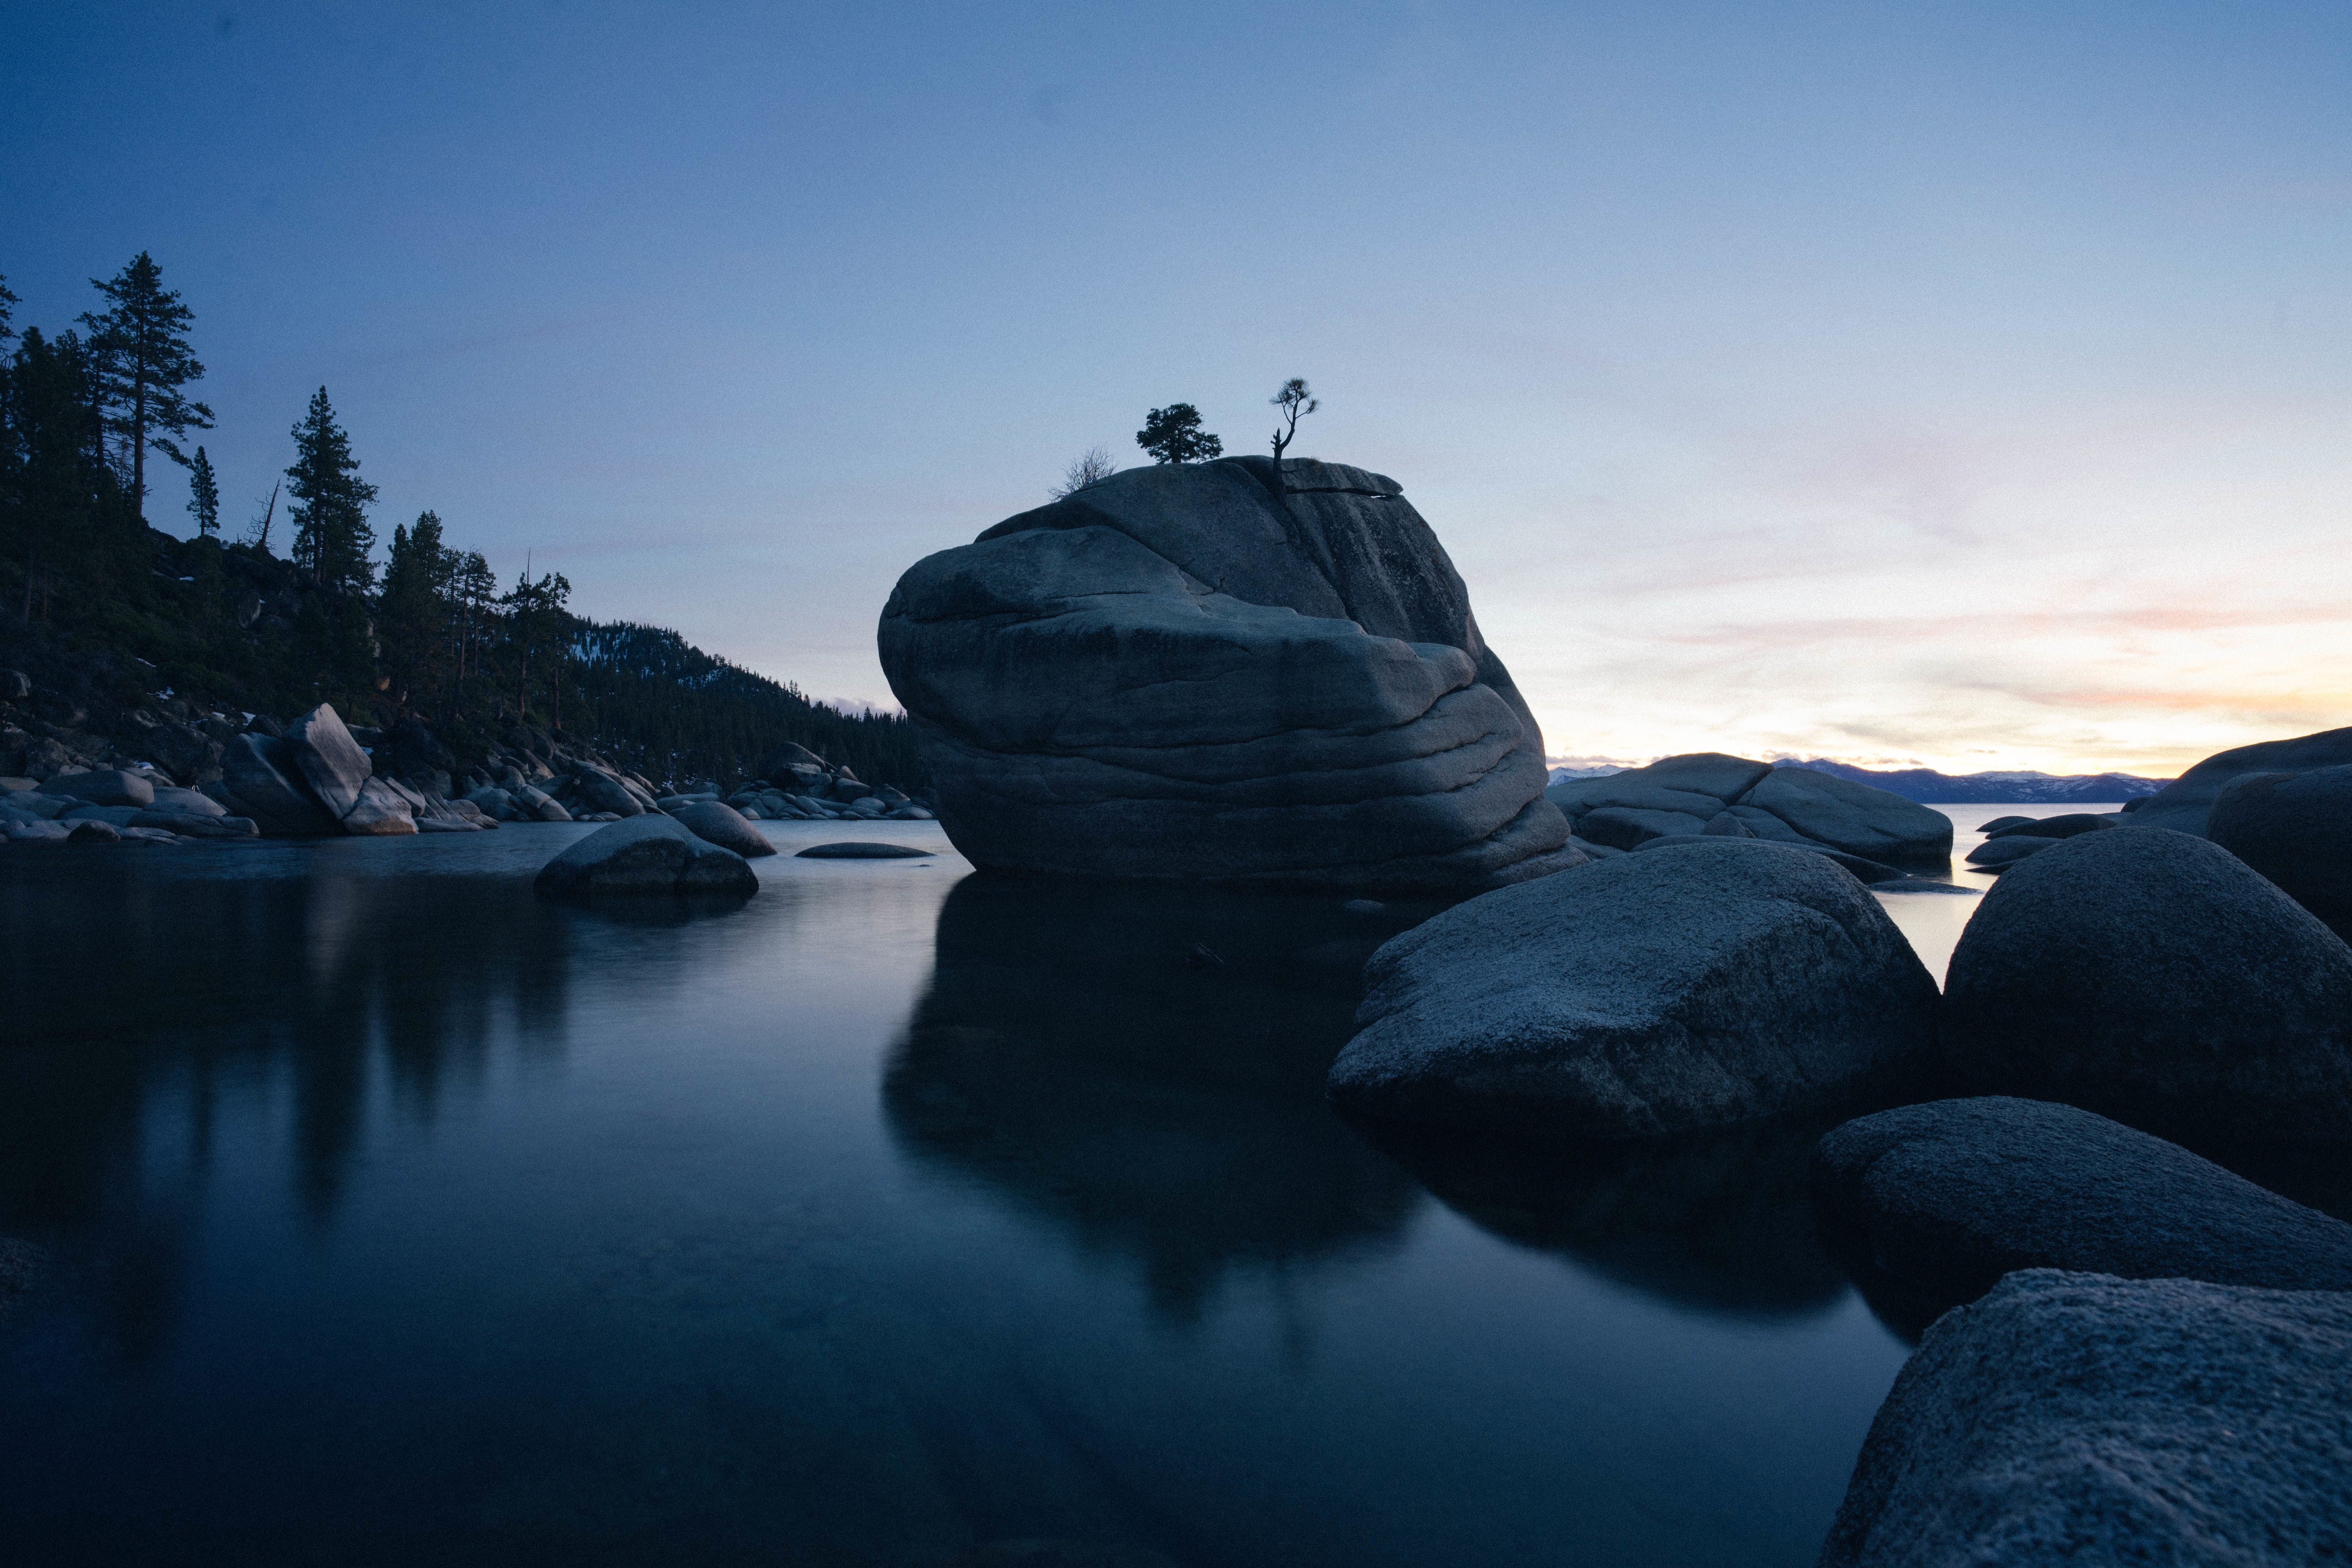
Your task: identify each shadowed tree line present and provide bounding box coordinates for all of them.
[0,254,920,789]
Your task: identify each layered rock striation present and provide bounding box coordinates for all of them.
[877,457,1576,893]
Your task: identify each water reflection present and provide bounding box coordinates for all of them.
[884,876,1428,1324]
[1367,1114,1853,1318]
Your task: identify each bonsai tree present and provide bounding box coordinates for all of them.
[1136,403,1223,465]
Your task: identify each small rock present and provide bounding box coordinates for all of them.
[1985,813,2112,841]
[794,841,935,859]
[1975,815,2034,833]
[67,818,122,842]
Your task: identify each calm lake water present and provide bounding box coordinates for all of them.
[0,806,2094,1566]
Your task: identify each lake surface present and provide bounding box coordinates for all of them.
[0,806,2091,1566]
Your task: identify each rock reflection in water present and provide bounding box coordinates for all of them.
[884,875,1428,1323]
[1364,1112,1855,1319]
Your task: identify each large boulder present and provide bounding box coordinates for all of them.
[283,703,373,818]
[670,800,777,858]
[534,815,759,899]
[215,733,339,835]
[339,776,417,835]
[1943,828,2352,1145]
[2208,763,2352,933]
[1820,1270,2352,1568]
[1545,753,1951,864]
[1327,839,1941,1137]
[1815,1097,2352,1308]
[47,769,154,808]
[2126,723,2352,836]
[568,767,646,818]
[877,457,1577,894]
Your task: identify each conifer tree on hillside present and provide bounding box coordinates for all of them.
[1136,403,1222,464]
[378,510,453,710]
[286,387,378,592]
[4,327,132,620]
[187,446,220,537]
[503,564,572,727]
[78,252,213,520]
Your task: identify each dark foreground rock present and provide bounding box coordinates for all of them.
[2125,722,2352,836]
[1631,833,1906,884]
[1960,835,2054,868]
[795,840,935,858]
[670,800,777,858]
[1943,828,2352,1145]
[534,816,759,899]
[1547,752,1952,864]
[1815,1097,2352,1310]
[878,457,1577,894]
[1327,840,1940,1137]
[2208,762,2352,934]
[1820,1270,2352,1567]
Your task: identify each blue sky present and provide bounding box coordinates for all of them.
[6,1,2347,773]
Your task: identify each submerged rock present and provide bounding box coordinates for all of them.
[534,815,758,898]
[1815,1097,2352,1308]
[1327,840,1940,1137]
[1820,1270,2352,1567]
[1943,828,2352,1145]
[878,457,1576,894]
[795,840,935,859]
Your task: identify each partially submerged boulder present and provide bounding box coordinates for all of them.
[1546,753,1950,864]
[1327,839,1940,1137]
[215,732,340,835]
[2125,722,2352,836]
[284,703,373,818]
[534,815,758,899]
[1943,828,2352,1145]
[339,776,417,835]
[2208,763,2352,934]
[1984,812,2112,841]
[1815,1097,2352,1307]
[671,800,776,858]
[1820,1270,2352,1567]
[878,457,1577,894]
[1961,835,2055,868]
[795,840,934,858]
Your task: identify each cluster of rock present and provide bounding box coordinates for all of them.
[1543,752,1954,879]
[3,697,930,848]
[1958,809,2117,869]
[878,457,1577,895]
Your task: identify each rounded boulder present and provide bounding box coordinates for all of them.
[535,815,759,899]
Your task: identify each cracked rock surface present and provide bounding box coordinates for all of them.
[878,457,1577,892]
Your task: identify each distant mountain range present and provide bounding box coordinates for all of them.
[1547,757,2171,804]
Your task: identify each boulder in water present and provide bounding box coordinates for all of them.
[339,776,417,835]
[878,457,1576,894]
[1546,752,1951,864]
[1820,1270,2352,1568]
[795,840,935,859]
[671,800,777,858]
[1327,840,1940,1137]
[1943,828,2352,1145]
[284,704,373,818]
[535,815,759,898]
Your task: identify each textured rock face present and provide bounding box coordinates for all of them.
[534,815,758,898]
[284,703,373,818]
[1327,840,1941,1137]
[340,776,417,835]
[218,733,340,835]
[877,457,1576,893]
[2208,763,2352,934]
[1943,828,2352,1145]
[1820,1270,2352,1568]
[2126,723,2352,836]
[1546,753,1951,864]
[1815,1097,2352,1308]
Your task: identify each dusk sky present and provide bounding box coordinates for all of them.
[6,1,2347,776]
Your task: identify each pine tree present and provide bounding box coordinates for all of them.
[378,510,452,711]
[78,252,214,519]
[286,387,378,592]
[187,446,220,537]
[1136,403,1222,464]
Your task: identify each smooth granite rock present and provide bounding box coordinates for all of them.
[2209,763,2352,934]
[1632,834,1907,884]
[1327,840,1941,1137]
[795,841,935,858]
[219,732,339,835]
[148,785,227,818]
[1961,835,2055,867]
[1985,813,2112,840]
[1819,1270,2352,1568]
[284,703,373,819]
[2126,723,2352,837]
[1943,828,2352,1145]
[1545,753,1951,865]
[534,815,758,898]
[878,457,1578,894]
[339,776,417,835]
[671,800,777,858]
[1975,815,2034,833]
[47,769,155,808]
[569,767,646,818]
[66,818,122,842]
[1815,1097,2352,1308]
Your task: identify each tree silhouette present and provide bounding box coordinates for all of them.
[1136,403,1223,464]
[1049,445,1119,497]
[186,446,220,537]
[286,387,378,591]
[78,252,213,519]
[1269,377,1318,465]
